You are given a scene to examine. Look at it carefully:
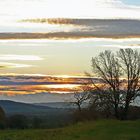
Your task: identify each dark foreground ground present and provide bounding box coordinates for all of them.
[0,120,140,140]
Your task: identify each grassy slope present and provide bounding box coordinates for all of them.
[0,120,140,140]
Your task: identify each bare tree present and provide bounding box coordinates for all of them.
[118,49,140,119]
[73,86,91,112]
[91,50,122,119]
[90,48,140,119]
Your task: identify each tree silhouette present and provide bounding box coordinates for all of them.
[90,48,140,119]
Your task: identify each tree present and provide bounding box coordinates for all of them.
[118,49,140,119]
[73,86,91,112]
[90,48,140,120]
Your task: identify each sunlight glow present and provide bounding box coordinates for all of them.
[42,84,81,89]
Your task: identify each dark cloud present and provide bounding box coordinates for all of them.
[0,66,7,69]
[20,18,77,25]
[0,75,103,103]
[1,19,140,39]
[0,32,140,40]
[130,44,140,46]
[0,75,90,85]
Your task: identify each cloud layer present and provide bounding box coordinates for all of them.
[0,62,32,68]
[0,74,91,98]
[0,55,43,61]
[0,0,140,19]
[1,19,140,39]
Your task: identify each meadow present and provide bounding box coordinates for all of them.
[0,120,140,140]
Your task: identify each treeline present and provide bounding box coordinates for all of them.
[0,113,71,129]
[73,103,140,122]
[0,112,48,129]
[0,106,72,129]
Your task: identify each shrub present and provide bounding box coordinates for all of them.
[0,106,6,129]
[8,115,28,129]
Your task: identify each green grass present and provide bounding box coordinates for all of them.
[0,120,140,140]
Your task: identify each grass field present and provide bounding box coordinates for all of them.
[0,120,140,140]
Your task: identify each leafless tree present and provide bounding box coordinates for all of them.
[90,48,140,119]
[73,86,91,112]
[118,49,140,119]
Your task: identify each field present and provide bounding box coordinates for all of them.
[0,120,140,140]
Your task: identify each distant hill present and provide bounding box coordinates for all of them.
[34,102,77,109]
[0,100,71,116]
[34,102,88,109]
[0,100,73,128]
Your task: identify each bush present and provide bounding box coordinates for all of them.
[0,106,6,129]
[127,106,140,120]
[8,115,28,129]
[73,108,100,122]
[32,117,43,128]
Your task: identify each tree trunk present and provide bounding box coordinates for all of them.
[114,104,119,119]
[77,104,81,112]
[123,101,130,120]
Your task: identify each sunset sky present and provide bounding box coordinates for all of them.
[0,0,140,102]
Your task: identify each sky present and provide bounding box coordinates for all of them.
[0,0,140,102]
[125,0,140,5]
[0,0,140,20]
[0,0,139,75]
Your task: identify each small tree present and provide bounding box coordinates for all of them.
[73,85,91,112]
[71,85,93,121]
[73,92,89,112]
[90,48,140,120]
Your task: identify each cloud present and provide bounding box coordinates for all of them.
[0,62,32,68]
[1,1,140,39]
[0,0,140,20]
[20,18,76,25]
[102,44,140,49]
[0,54,43,61]
[0,74,88,85]
[130,44,140,47]
[1,19,140,39]
[0,74,90,97]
